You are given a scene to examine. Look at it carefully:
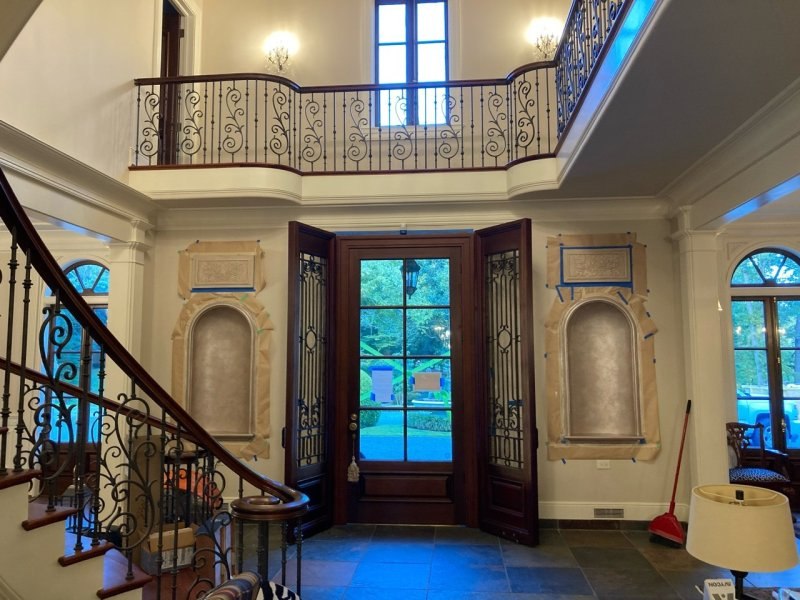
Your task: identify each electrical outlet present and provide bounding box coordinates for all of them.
[596,459,611,470]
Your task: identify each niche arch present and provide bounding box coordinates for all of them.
[544,232,660,461]
[172,294,274,459]
[562,297,642,442]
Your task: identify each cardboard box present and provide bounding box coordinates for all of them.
[139,526,196,575]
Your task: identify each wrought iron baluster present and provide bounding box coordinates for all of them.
[0,229,18,476]
[13,249,32,474]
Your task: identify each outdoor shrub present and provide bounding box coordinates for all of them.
[408,412,451,432]
[360,401,381,428]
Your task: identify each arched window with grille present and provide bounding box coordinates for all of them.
[730,248,800,453]
[43,260,109,443]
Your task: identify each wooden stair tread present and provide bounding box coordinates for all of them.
[0,468,41,491]
[60,530,114,566]
[22,497,79,530]
[98,548,152,599]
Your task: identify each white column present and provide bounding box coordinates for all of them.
[106,221,150,360]
[675,219,729,486]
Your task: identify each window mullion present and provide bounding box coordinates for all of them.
[765,297,785,450]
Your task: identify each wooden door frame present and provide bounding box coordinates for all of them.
[332,233,478,527]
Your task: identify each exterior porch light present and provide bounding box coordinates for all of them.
[402,259,421,297]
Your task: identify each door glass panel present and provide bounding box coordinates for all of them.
[361,259,403,306]
[417,2,445,41]
[360,359,403,407]
[408,410,452,461]
[358,257,452,462]
[360,409,404,460]
[732,300,773,447]
[407,308,450,356]
[379,4,406,43]
[361,308,403,356]
[777,300,800,449]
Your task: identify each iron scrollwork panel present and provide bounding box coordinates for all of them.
[485,249,524,470]
[296,252,328,468]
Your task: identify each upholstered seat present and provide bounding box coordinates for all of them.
[726,422,795,502]
[205,572,301,600]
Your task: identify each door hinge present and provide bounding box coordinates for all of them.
[281,427,286,448]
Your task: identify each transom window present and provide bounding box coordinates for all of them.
[376,0,449,126]
[730,249,800,452]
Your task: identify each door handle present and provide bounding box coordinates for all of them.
[349,422,358,432]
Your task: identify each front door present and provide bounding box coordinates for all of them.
[335,235,475,525]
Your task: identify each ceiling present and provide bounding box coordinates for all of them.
[552,0,800,209]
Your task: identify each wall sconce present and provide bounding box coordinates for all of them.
[525,17,563,60]
[262,31,299,73]
[401,259,421,297]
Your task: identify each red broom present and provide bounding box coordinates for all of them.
[648,399,691,546]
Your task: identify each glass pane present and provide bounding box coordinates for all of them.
[361,259,403,306]
[379,44,407,84]
[359,409,404,460]
[408,409,452,461]
[360,359,404,407]
[734,349,770,399]
[407,259,450,306]
[777,299,800,347]
[417,43,446,82]
[731,301,766,348]
[785,398,800,450]
[379,4,406,43]
[93,269,110,294]
[66,270,83,292]
[379,89,408,127]
[407,358,451,408]
[407,308,451,356]
[361,308,403,356]
[417,87,447,126]
[752,251,800,285]
[417,2,445,41]
[732,251,800,286]
[77,263,103,291]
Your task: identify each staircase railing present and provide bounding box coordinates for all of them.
[131,0,630,174]
[0,167,308,599]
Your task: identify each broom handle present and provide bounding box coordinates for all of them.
[668,399,692,513]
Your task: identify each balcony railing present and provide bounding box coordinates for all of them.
[132,0,629,174]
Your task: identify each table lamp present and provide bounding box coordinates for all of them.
[686,484,798,600]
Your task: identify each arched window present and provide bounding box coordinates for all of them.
[730,248,800,453]
[44,260,109,443]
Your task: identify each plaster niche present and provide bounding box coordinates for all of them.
[544,233,660,460]
[188,304,254,438]
[172,241,273,460]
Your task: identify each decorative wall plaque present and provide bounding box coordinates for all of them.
[561,246,632,286]
[178,241,265,299]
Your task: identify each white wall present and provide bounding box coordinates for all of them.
[139,205,689,520]
[0,0,157,181]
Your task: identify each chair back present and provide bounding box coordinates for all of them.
[726,422,766,468]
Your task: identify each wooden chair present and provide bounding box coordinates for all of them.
[726,422,795,504]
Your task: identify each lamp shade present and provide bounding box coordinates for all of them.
[686,484,798,574]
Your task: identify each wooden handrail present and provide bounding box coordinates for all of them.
[0,166,307,511]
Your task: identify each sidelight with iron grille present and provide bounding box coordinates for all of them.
[485,249,524,470]
[296,252,328,467]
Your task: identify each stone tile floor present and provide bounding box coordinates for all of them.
[264,524,800,600]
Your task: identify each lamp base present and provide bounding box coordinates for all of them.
[730,570,758,600]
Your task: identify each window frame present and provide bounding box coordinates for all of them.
[374,0,450,126]
[730,248,800,454]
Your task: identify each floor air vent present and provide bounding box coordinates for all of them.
[594,507,625,519]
